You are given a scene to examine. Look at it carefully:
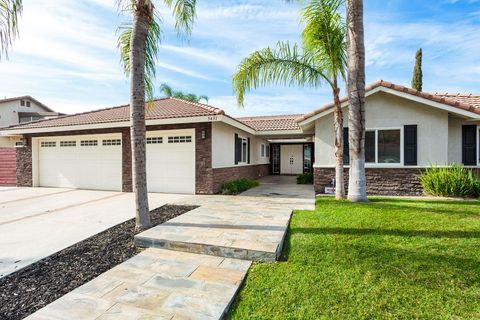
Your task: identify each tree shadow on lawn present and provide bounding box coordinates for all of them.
[293,227,480,239]
[320,198,480,218]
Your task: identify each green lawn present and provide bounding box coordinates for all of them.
[228,197,480,319]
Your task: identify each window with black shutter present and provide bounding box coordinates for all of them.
[343,127,349,165]
[462,125,477,165]
[404,125,417,165]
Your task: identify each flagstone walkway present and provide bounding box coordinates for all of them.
[25,176,315,319]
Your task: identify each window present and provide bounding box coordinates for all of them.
[168,136,192,143]
[241,138,248,162]
[260,144,265,157]
[80,140,98,146]
[26,101,31,108]
[266,145,270,158]
[345,128,401,165]
[60,141,76,147]
[20,100,25,106]
[378,130,401,163]
[102,139,121,146]
[41,141,56,148]
[365,131,376,163]
[146,137,162,144]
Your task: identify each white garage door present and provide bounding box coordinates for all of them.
[146,129,195,194]
[37,134,122,191]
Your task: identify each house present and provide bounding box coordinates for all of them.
[1,80,479,195]
[0,96,62,186]
[0,96,62,147]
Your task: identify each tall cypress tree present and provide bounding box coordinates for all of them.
[412,48,423,91]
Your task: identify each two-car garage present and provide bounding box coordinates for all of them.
[34,129,195,194]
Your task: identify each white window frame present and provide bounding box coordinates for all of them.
[260,143,265,157]
[238,135,248,164]
[365,127,403,166]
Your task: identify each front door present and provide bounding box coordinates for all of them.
[280,144,303,175]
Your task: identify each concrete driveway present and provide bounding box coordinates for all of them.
[0,187,189,278]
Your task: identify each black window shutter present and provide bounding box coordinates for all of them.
[234,133,241,165]
[404,125,417,165]
[462,125,477,165]
[247,138,251,164]
[343,127,349,165]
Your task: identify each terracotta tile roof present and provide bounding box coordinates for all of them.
[296,80,480,123]
[433,93,480,109]
[236,114,303,131]
[4,98,225,130]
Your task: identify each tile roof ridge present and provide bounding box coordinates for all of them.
[236,114,304,120]
[168,97,225,115]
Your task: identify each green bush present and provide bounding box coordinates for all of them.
[420,164,480,198]
[297,172,313,184]
[221,178,259,195]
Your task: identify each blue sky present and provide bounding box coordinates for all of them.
[0,0,479,116]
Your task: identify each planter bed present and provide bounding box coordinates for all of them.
[0,204,197,320]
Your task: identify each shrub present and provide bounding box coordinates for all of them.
[297,172,313,184]
[221,178,259,195]
[420,164,480,198]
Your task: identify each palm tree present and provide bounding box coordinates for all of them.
[0,0,22,59]
[117,0,197,231]
[346,0,367,202]
[233,0,347,199]
[159,83,208,103]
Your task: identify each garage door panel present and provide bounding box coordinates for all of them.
[146,129,195,194]
[38,135,122,191]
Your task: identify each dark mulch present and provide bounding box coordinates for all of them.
[0,204,197,320]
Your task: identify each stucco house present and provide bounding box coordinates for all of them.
[1,80,479,195]
[0,96,62,147]
[0,96,62,186]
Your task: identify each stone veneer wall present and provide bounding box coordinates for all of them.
[314,167,424,196]
[212,164,270,194]
[16,137,32,187]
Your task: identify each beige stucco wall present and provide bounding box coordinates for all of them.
[0,99,47,128]
[315,92,450,167]
[211,122,270,168]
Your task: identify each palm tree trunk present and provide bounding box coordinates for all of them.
[130,0,151,231]
[346,0,368,202]
[333,78,345,199]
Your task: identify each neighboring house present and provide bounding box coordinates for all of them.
[1,80,479,195]
[0,96,62,186]
[0,96,62,147]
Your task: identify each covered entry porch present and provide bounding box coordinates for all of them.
[268,138,314,175]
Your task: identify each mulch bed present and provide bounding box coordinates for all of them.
[0,204,197,320]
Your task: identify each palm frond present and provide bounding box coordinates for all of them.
[232,41,331,106]
[159,83,173,97]
[198,95,208,103]
[163,0,197,38]
[117,12,162,101]
[301,0,346,81]
[0,0,22,59]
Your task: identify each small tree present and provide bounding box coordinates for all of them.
[411,48,423,91]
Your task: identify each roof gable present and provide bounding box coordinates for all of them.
[0,95,55,113]
[297,80,480,125]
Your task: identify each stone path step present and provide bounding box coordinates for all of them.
[26,248,251,320]
[135,196,295,262]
